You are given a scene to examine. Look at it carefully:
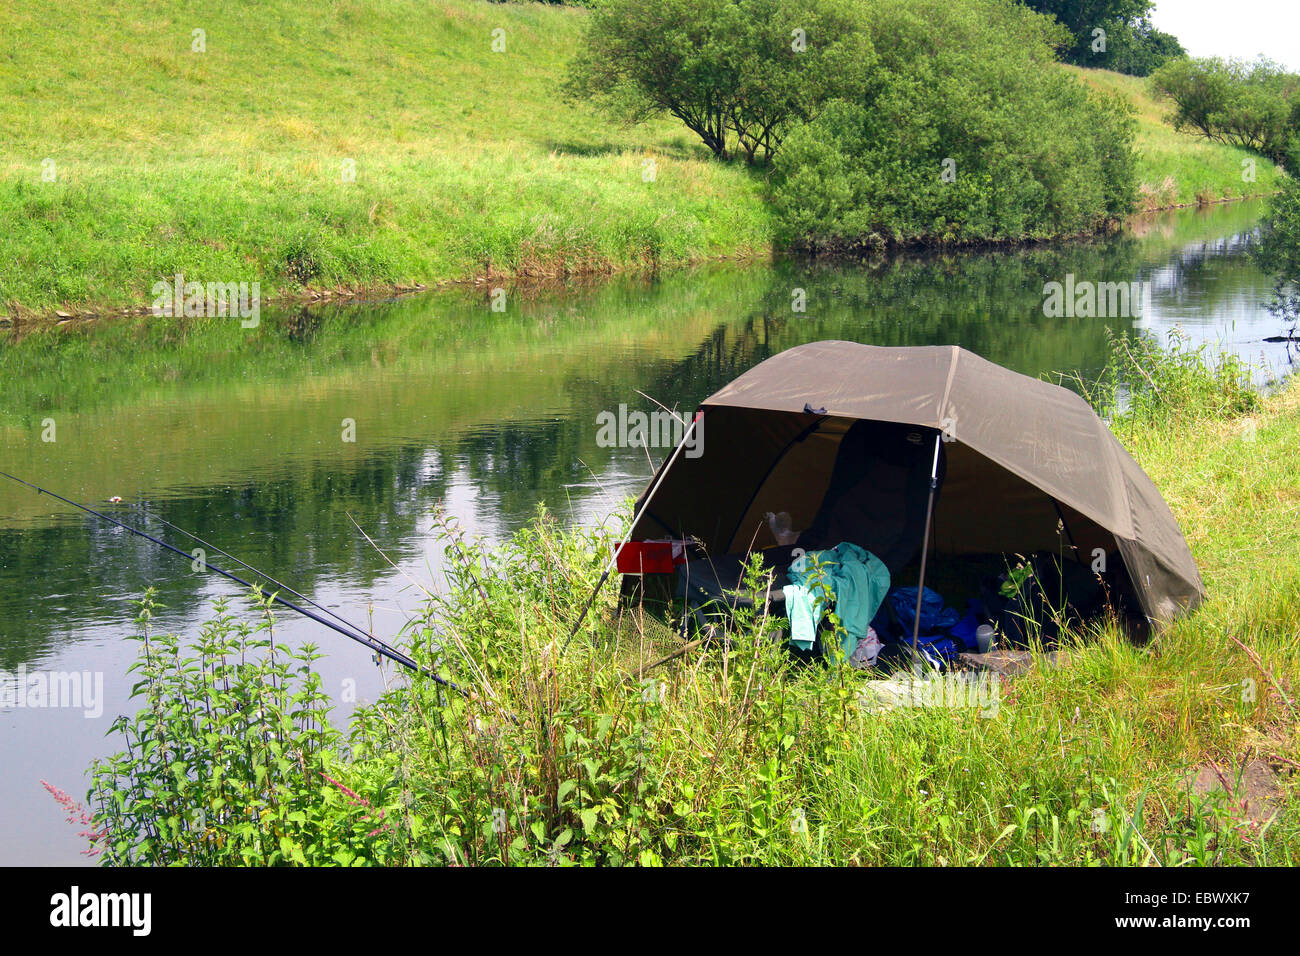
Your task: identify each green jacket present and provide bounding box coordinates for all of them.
[782,542,890,658]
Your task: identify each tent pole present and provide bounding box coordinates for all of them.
[564,411,702,650]
[910,434,943,676]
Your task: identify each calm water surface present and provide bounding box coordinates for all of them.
[0,200,1290,864]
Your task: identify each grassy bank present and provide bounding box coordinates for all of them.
[85,341,1298,865]
[1069,66,1287,209]
[0,0,770,319]
[0,1,1282,320]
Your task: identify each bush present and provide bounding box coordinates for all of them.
[564,0,873,163]
[769,0,1138,250]
[1151,57,1300,170]
[89,590,398,865]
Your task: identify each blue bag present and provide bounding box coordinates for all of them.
[914,634,964,666]
[949,600,983,651]
[887,587,960,636]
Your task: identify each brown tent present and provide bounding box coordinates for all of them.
[627,341,1204,627]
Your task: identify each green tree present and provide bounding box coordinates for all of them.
[564,0,873,163]
[1098,16,1185,77]
[1150,56,1234,138]
[1018,0,1153,65]
[770,0,1137,250]
[1152,57,1300,168]
[1255,178,1300,330]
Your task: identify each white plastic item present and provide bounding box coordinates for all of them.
[765,511,800,546]
[850,626,883,668]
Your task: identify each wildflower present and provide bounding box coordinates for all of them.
[42,780,107,855]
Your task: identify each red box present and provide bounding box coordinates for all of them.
[615,540,678,574]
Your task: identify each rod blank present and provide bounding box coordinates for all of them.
[0,470,465,695]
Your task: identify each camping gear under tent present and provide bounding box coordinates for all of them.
[617,342,1205,636]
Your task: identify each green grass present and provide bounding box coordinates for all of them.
[0,0,770,318]
[0,1,1285,320]
[1067,65,1288,209]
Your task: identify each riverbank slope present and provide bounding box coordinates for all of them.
[0,0,1284,321]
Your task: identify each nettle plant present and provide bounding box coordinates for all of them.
[338,517,865,866]
[90,589,396,865]
[86,505,1282,866]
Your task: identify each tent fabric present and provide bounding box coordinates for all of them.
[628,342,1204,626]
[795,418,946,574]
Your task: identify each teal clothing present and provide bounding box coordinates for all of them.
[782,543,890,657]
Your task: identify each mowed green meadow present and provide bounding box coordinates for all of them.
[0,0,1283,318]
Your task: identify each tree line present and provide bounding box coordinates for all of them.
[566,0,1139,249]
[1152,57,1300,173]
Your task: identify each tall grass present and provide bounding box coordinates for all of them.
[1079,327,1261,425]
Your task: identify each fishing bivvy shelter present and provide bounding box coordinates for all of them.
[616,342,1205,637]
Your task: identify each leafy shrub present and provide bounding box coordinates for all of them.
[769,0,1138,250]
[564,0,873,163]
[1151,57,1300,170]
[89,589,399,865]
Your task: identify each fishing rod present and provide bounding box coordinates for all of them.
[138,507,370,644]
[0,470,465,696]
